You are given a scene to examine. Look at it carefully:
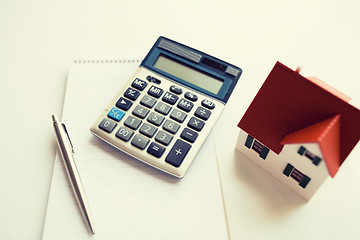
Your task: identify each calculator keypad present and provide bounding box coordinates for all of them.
[94,75,222,178]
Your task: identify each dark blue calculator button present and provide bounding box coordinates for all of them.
[162,92,178,105]
[180,128,198,143]
[124,88,140,101]
[170,85,183,95]
[147,142,166,158]
[148,86,163,98]
[201,99,215,110]
[131,78,147,91]
[184,92,198,102]
[116,97,133,111]
[165,139,191,168]
[177,99,193,112]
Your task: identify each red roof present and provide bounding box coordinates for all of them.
[238,62,360,177]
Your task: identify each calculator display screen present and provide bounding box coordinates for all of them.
[153,55,223,94]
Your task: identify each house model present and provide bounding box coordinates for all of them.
[236,62,360,200]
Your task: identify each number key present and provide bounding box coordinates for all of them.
[155,131,173,146]
[147,112,164,126]
[155,102,172,115]
[163,119,180,134]
[124,115,142,130]
[132,105,150,119]
[139,123,158,138]
[170,108,187,123]
[115,126,134,142]
[98,118,117,133]
[140,95,156,108]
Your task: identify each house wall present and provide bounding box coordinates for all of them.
[235,130,329,200]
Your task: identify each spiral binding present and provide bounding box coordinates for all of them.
[73,59,141,64]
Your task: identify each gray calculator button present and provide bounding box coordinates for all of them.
[177,98,193,112]
[98,118,117,133]
[188,117,205,131]
[155,102,172,115]
[131,134,150,150]
[140,95,157,108]
[170,108,187,123]
[132,105,150,119]
[163,119,180,134]
[115,126,134,142]
[147,112,164,126]
[124,115,142,130]
[155,131,173,146]
[194,106,211,120]
[139,123,158,138]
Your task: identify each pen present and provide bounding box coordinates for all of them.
[52,114,95,234]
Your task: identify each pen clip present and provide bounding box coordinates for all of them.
[62,123,75,153]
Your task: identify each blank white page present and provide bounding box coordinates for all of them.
[42,60,228,240]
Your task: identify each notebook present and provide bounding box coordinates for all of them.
[42,60,228,239]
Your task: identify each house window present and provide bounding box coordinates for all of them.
[297,146,322,166]
[283,163,311,189]
[244,135,269,160]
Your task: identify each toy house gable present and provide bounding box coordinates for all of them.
[236,62,360,200]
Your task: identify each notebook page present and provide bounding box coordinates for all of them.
[42,60,228,240]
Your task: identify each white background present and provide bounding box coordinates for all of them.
[1,0,359,239]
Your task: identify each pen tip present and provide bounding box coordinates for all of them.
[52,114,58,123]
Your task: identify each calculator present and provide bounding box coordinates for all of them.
[90,37,242,178]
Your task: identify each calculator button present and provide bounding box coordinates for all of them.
[124,115,142,130]
[170,108,187,123]
[131,134,150,150]
[115,126,134,142]
[116,97,133,111]
[98,118,117,133]
[140,95,157,108]
[139,123,158,138]
[146,75,161,84]
[165,139,191,167]
[147,142,166,158]
[147,112,164,126]
[201,99,215,110]
[170,85,183,95]
[107,107,125,122]
[194,106,211,120]
[132,105,150,119]
[163,119,180,134]
[155,102,172,115]
[148,86,164,98]
[162,92,179,105]
[124,88,140,101]
[180,128,198,143]
[187,117,205,131]
[177,99,194,112]
[155,131,173,146]
[131,78,147,91]
[184,92,198,102]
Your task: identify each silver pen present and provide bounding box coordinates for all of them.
[52,114,96,234]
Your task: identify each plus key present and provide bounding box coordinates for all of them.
[165,139,191,167]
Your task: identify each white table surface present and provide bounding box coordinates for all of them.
[1,1,359,239]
